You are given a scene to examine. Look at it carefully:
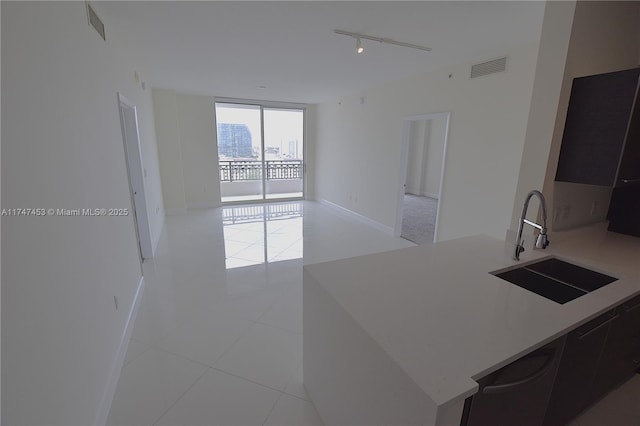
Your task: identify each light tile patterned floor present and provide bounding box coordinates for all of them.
[107,200,639,425]
[107,201,413,425]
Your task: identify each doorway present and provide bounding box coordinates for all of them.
[118,93,153,263]
[215,100,305,203]
[395,112,451,244]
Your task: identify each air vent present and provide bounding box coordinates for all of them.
[470,57,507,79]
[86,2,105,41]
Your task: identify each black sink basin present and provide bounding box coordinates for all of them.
[492,258,617,304]
[525,258,617,292]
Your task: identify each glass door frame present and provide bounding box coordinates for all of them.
[215,97,307,205]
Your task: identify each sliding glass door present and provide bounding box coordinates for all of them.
[216,103,264,202]
[216,101,304,203]
[263,108,304,200]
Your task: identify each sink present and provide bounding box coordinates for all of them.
[491,258,618,304]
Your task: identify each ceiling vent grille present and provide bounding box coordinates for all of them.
[86,2,106,41]
[470,57,507,79]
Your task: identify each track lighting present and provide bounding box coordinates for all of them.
[334,29,431,53]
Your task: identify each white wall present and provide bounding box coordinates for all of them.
[540,1,640,231]
[1,3,3,421]
[313,38,543,241]
[508,0,576,237]
[152,89,187,213]
[153,90,221,210]
[176,94,221,208]
[305,105,317,197]
[405,120,428,195]
[405,117,445,199]
[2,2,163,424]
[424,117,446,198]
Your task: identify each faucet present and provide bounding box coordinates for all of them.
[514,190,549,260]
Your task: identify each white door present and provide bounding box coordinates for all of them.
[118,93,153,262]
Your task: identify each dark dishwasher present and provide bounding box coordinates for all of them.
[461,337,565,426]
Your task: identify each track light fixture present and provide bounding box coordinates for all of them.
[334,29,431,53]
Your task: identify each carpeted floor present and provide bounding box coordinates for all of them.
[401,194,438,245]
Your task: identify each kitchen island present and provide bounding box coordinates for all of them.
[303,227,640,425]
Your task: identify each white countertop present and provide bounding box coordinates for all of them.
[303,224,640,408]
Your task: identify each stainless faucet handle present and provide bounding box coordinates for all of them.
[535,233,550,249]
[514,189,549,260]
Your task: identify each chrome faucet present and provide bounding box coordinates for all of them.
[514,190,549,260]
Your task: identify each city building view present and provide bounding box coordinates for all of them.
[216,123,253,159]
[215,103,304,201]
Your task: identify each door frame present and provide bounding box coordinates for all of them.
[118,93,153,262]
[214,97,307,204]
[394,112,451,242]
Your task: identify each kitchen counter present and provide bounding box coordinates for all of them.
[303,225,640,425]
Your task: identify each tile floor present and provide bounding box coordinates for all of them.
[572,373,640,426]
[107,201,414,426]
[107,200,640,425]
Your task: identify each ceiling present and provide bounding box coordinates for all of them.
[96,1,546,104]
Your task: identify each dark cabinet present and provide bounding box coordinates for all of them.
[607,82,640,236]
[543,310,616,426]
[590,294,640,401]
[607,185,640,236]
[554,67,640,237]
[543,296,640,426]
[555,68,640,186]
[461,338,565,426]
[463,294,640,426]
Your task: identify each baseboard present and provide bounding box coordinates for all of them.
[94,276,145,426]
[421,192,439,200]
[165,207,187,215]
[315,198,394,235]
[151,213,165,257]
[187,201,219,209]
[405,192,439,200]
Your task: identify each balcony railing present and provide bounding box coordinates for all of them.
[219,160,303,182]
